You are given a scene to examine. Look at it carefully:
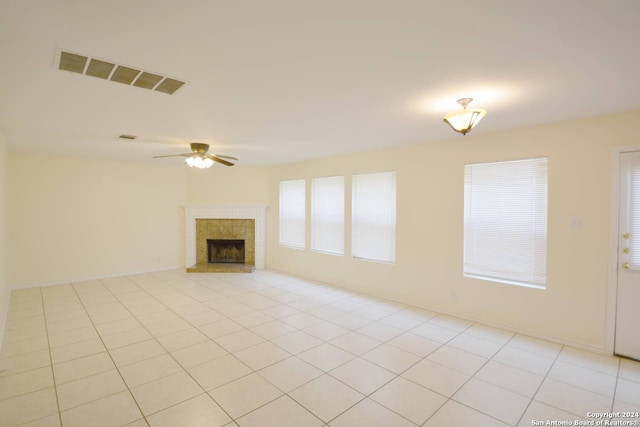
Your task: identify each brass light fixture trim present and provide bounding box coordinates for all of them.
[443,97,487,135]
[153,143,239,169]
[57,50,187,95]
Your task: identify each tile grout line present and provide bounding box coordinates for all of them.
[102,272,265,424]
[172,271,386,425]
[4,269,634,426]
[319,321,443,425]
[514,342,565,426]
[0,317,50,399]
[101,272,629,426]
[449,332,546,427]
[244,288,440,425]
[610,357,622,413]
[66,279,151,426]
[39,286,65,427]
[175,273,498,425]
[174,273,327,425]
[313,318,508,426]
[185,273,326,424]
[101,274,239,425]
[417,321,504,427]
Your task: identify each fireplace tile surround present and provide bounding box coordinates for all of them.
[196,219,254,265]
[184,205,266,273]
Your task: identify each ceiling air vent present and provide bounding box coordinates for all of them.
[86,59,115,79]
[59,52,88,73]
[133,72,163,89]
[155,78,185,94]
[111,66,140,85]
[57,50,187,95]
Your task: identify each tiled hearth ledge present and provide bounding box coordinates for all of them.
[183,205,266,273]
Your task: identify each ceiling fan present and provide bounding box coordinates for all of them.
[153,143,238,168]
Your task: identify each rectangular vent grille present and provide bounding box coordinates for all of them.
[57,50,186,95]
[111,66,140,85]
[86,59,115,79]
[133,72,163,89]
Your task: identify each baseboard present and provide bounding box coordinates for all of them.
[8,266,609,356]
[266,268,608,355]
[11,265,184,290]
[0,292,11,353]
[420,304,607,355]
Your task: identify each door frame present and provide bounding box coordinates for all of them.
[606,144,640,355]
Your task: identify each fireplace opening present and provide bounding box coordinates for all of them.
[207,239,245,264]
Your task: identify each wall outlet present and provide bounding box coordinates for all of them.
[569,216,586,229]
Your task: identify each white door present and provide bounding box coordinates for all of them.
[615,151,640,360]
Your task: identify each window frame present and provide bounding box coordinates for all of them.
[278,179,306,249]
[351,171,398,264]
[463,157,548,289]
[310,175,345,256]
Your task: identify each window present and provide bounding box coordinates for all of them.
[626,155,640,269]
[311,176,344,255]
[464,158,548,288]
[279,179,305,248]
[352,171,397,263]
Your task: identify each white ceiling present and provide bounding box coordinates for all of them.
[1,0,639,166]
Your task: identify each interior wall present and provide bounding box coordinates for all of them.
[7,156,270,289]
[185,165,269,206]
[0,130,9,347]
[267,110,640,351]
[9,154,187,288]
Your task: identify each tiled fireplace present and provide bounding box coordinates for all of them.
[183,205,266,273]
[208,239,245,263]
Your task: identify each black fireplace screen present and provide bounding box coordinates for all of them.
[207,239,245,264]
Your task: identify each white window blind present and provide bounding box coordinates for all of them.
[464,158,548,288]
[628,159,640,269]
[352,171,397,263]
[311,176,344,255]
[279,179,306,248]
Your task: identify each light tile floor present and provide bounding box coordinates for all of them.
[1,269,639,426]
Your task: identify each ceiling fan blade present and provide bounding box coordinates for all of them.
[213,154,239,161]
[206,155,234,166]
[152,153,193,158]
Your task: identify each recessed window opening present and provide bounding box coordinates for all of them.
[463,158,548,288]
[279,179,306,249]
[311,176,345,255]
[352,171,397,263]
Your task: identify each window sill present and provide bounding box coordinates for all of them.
[463,273,546,290]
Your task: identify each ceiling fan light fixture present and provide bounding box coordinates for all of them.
[153,142,236,167]
[443,98,487,135]
[185,156,214,168]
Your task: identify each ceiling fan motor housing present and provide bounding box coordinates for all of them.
[190,143,209,154]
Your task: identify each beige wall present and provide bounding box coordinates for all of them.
[9,154,188,288]
[0,131,9,347]
[6,111,638,350]
[7,155,270,289]
[266,110,640,351]
[186,166,269,206]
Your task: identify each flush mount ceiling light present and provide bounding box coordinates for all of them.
[443,98,487,135]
